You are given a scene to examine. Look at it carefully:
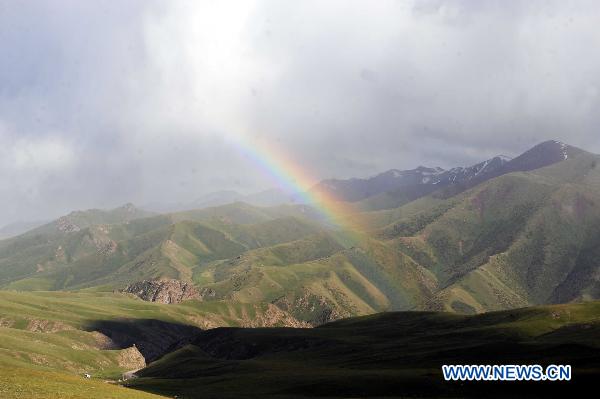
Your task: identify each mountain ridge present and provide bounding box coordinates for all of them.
[0,140,598,324]
[313,140,585,211]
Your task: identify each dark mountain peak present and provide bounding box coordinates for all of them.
[311,140,589,207]
[529,140,583,158]
[504,140,585,173]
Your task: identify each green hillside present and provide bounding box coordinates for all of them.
[0,290,312,381]
[0,290,315,398]
[181,150,600,318]
[0,204,324,291]
[385,153,600,313]
[1,145,600,325]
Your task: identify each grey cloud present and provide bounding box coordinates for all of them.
[1,0,600,225]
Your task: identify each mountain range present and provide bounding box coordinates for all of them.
[312,140,584,211]
[1,139,600,398]
[0,140,598,323]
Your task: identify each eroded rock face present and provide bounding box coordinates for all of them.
[57,216,80,233]
[273,290,346,326]
[240,304,311,328]
[117,346,146,369]
[26,318,75,333]
[123,279,201,304]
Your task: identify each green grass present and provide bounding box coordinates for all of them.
[0,293,598,398]
[0,290,319,384]
[0,367,166,399]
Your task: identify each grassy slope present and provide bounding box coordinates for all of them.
[0,202,324,291]
[1,367,166,399]
[129,301,600,399]
[230,153,600,318]
[0,290,314,383]
[370,152,600,313]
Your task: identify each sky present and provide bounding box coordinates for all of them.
[1,0,600,225]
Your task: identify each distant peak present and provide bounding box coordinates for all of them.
[538,139,569,148]
[495,155,512,162]
[527,140,584,154]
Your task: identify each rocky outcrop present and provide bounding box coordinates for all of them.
[123,279,201,304]
[117,346,146,369]
[26,318,75,333]
[0,318,15,328]
[56,216,80,233]
[240,304,311,328]
[273,290,346,326]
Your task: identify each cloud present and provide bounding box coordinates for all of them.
[9,136,74,171]
[1,0,600,224]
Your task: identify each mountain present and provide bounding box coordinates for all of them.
[505,139,584,172]
[0,201,325,292]
[377,150,600,313]
[163,142,599,318]
[22,203,156,236]
[2,140,600,397]
[0,203,155,288]
[313,140,584,212]
[1,140,599,324]
[311,156,513,203]
[312,165,450,202]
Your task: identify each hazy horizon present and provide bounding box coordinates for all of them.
[2,0,600,225]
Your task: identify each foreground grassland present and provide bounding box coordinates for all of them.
[130,301,600,398]
[0,289,599,398]
[0,367,166,399]
[0,290,307,383]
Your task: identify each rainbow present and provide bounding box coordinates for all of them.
[228,135,367,236]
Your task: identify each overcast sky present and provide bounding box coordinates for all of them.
[1,0,600,225]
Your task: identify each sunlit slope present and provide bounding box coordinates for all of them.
[191,235,437,323]
[2,150,600,320]
[0,367,167,399]
[0,290,310,378]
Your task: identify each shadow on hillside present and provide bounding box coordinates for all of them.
[85,319,202,362]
